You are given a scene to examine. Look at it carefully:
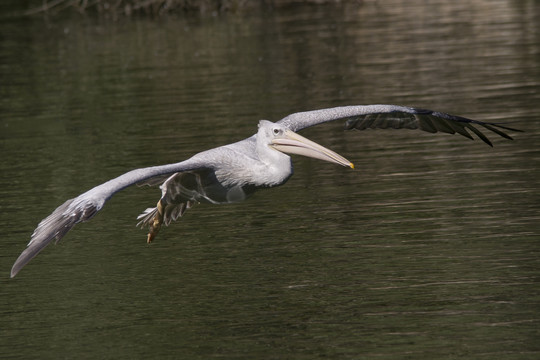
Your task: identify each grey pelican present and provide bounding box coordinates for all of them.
[10,105,521,277]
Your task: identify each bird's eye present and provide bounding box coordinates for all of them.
[273,128,281,135]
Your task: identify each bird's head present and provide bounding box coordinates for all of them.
[257,120,354,168]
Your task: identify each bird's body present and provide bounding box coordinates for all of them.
[135,130,297,239]
[10,105,521,277]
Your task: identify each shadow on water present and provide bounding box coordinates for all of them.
[1,1,539,359]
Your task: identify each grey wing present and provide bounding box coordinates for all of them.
[10,158,210,278]
[277,105,522,146]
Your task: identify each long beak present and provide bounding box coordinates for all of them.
[270,129,354,168]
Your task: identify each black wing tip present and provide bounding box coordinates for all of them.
[407,106,523,145]
[479,122,523,145]
[490,124,524,133]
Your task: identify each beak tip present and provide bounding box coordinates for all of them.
[349,163,355,169]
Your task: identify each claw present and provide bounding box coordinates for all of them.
[147,199,164,243]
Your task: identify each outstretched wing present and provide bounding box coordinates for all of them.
[277,105,521,146]
[10,158,211,278]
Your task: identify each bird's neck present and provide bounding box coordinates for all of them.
[256,144,293,187]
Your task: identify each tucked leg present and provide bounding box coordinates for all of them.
[147,199,164,243]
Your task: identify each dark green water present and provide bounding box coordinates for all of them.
[1,2,539,359]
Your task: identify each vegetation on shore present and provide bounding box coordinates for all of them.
[22,0,344,18]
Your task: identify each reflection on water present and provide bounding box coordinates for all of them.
[1,1,539,358]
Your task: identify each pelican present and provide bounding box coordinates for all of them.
[10,105,521,277]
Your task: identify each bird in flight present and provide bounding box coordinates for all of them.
[10,105,521,277]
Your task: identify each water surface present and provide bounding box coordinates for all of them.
[1,2,539,359]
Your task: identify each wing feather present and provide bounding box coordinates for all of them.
[416,114,438,133]
[428,115,455,134]
[444,119,474,139]
[481,123,514,140]
[463,123,492,146]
